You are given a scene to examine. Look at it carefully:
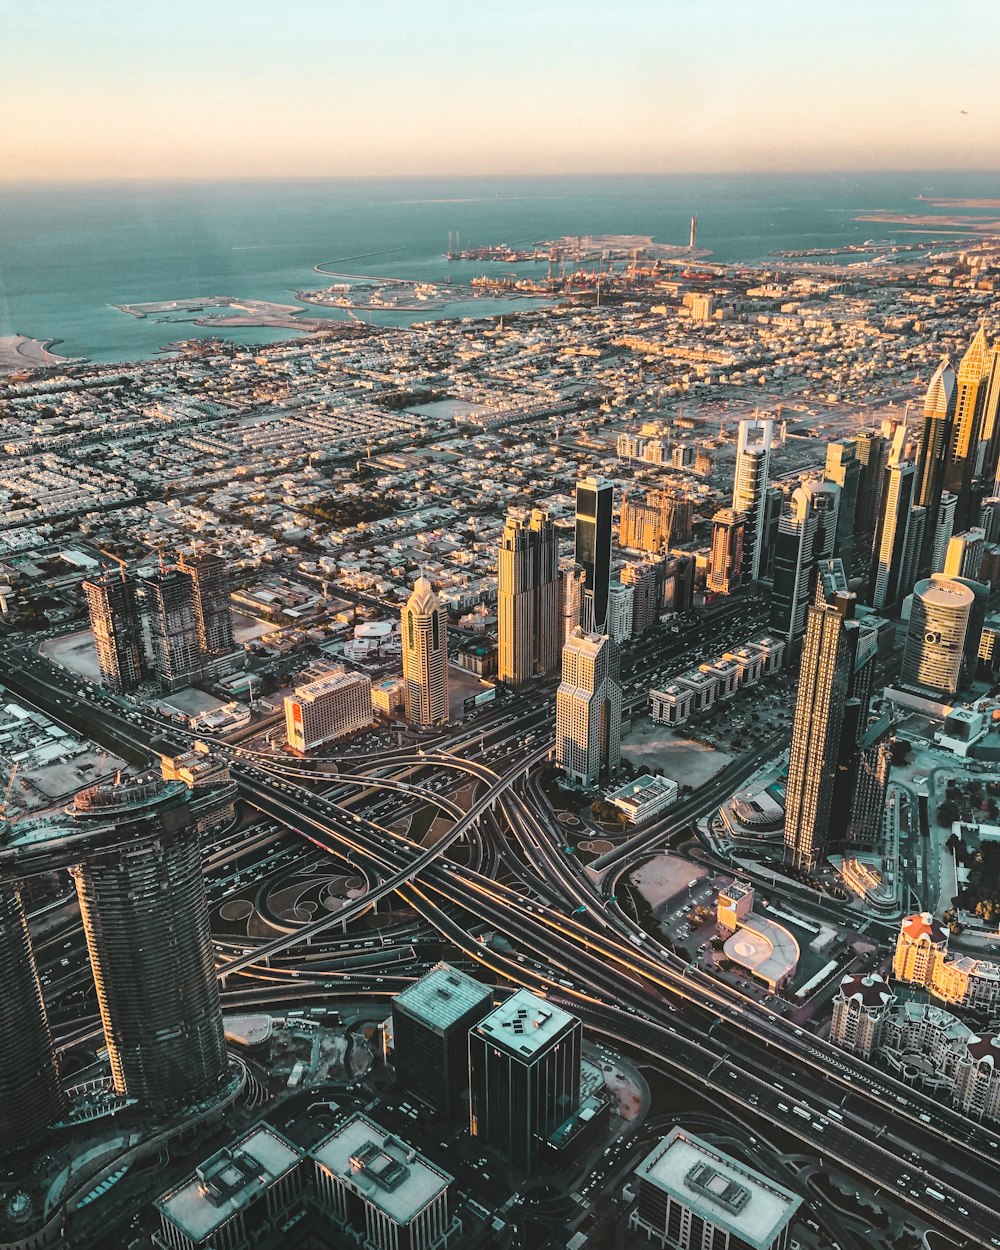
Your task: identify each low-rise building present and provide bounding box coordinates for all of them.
[650,684,693,725]
[606,774,679,824]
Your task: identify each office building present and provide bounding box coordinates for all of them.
[575,476,614,632]
[870,456,919,610]
[84,568,148,693]
[313,1113,461,1250]
[931,491,959,572]
[607,580,634,643]
[69,779,228,1112]
[784,565,881,871]
[757,485,784,581]
[391,964,493,1120]
[979,495,1000,543]
[402,575,449,727]
[916,357,958,563]
[469,989,582,1172]
[900,575,981,698]
[0,883,66,1153]
[178,550,237,664]
[943,527,986,581]
[830,973,896,1060]
[946,329,993,529]
[555,628,622,788]
[284,668,373,753]
[853,429,888,538]
[497,508,560,685]
[629,1127,801,1250]
[606,774,678,824]
[619,488,690,553]
[769,486,817,648]
[145,566,204,691]
[707,508,748,595]
[824,439,861,568]
[621,560,663,635]
[155,1126,305,1250]
[732,416,773,581]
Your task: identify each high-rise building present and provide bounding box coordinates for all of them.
[559,562,585,644]
[629,1128,801,1250]
[497,508,560,685]
[784,567,881,871]
[706,508,747,595]
[575,477,614,632]
[916,357,958,564]
[68,779,228,1112]
[391,963,493,1120]
[893,912,949,987]
[769,486,817,648]
[946,329,993,530]
[757,485,784,581]
[853,429,888,538]
[900,575,982,698]
[555,628,622,787]
[931,491,959,572]
[830,973,896,1060]
[621,561,663,635]
[468,989,582,1172]
[84,568,147,693]
[284,668,373,753]
[943,527,986,581]
[869,459,919,609]
[607,581,634,643]
[978,495,1000,544]
[0,883,65,1153]
[619,488,689,553]
[824,439,861,569]
[177,551,237,667]
[402,575,449,727]
[145,567,203,691]
[732,417,773,581]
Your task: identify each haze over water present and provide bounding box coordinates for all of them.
[3,170,1000,364]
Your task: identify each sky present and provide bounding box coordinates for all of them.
[3,0,999,181]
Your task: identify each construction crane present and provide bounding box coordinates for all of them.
[0,762,19,820]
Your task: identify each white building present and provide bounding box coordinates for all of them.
[402,575,450,727]
[607,580,634,644]
[830,973,896,1060]
[732,417,774,582]
[284,667,373,753]
[650,684,694,725]
[606,774,678,824]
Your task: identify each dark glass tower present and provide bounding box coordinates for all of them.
[575,477,614,633]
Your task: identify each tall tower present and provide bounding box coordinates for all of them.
[824,439,861,570]
[769,486,818,648]
[84,568,147,694]
[853,429,889,539]
[900,575,981,698]
[555,628,622,788]
[575,477,614,632]
[689,215,698,250]
[784,569,873,871]
[869,459,919,609]
[946,329,992,529]
[69,779,228,1112]
[0,883,65,1153]
[497,509,559,685]
[178,551,236,659]
[706,508,747,595]
[916,357,957,563]
[931,491,959,572]
[402,575,450,727]
[559,562,586,644]
[145,567,203,691]
[732,417,773,581]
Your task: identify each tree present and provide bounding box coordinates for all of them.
[890,739,912,766]
[937,800,960,827]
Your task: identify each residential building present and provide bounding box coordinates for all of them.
[943,527,986,581]
[177,550,237,665]
[893,912,950,986]
[497,508,559,685]
[607,580,634,643]
[145,566,204,690]
[468,989,582,1172]
[619,489,688,554]
[284,668,373,753]
[706,508,747,595]
[83,567,147,693]
[629,1127,801,1250]
[559,562,585,644]
[402,575,449,727]
[555,628,622,788]
[621,560,663,635]
[830,973,896,1060]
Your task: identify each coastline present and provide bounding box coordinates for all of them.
[0,334,87,375]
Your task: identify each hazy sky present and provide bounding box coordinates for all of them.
[3,0,999,180]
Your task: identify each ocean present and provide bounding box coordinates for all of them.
[1,170,998,365]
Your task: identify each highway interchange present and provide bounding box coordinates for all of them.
[2,605,1000,1250]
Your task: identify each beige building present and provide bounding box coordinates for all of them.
[497,508,559,686]
[830,973,896,1060]
[284,667,373,753]
[555,628,621,788]
[893,912,1000,1015]
[402,575,450,727]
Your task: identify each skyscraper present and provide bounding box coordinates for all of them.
[84,568,147,693]
[402,575,450,727]
[559,562,585,644]
[943,528,986,581]
[769,486,818,648]
[177,550,236,666]
[607,581,634,642]
[575,477,614,632]
[0,883,65,1153]
[497,508,559,685]
[784,566,881,871]
[824,439,861,569]
[946,329,993,529]
[853,429,888,539]
[869,458,919,610]
[621,560,663,636]
[732,416,773,581]
[555,628,622,787]
[706,508,747,595]
[468,989,582,1172]
[916,358,957,563]
[931,491,959,572]
[900,575,981,698]
[145,567,203,691]
[69,779,228,1112]
[619,488,689,553]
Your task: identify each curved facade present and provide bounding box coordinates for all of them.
[0,883,65,1153]
[69,781,227,1113]
[402,576,449,727]
[901,576,974,697]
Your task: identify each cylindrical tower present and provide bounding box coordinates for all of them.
[0,882,65,1152]
[69,779,227,1113]
[901,576,974,697]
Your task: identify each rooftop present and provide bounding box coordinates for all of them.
[312,1113,451,1226]
[473,988,578,1060]
[634,1128,801,1250]
[392,963,493,1032]
[607,774,678,803]
[723,914,799,985]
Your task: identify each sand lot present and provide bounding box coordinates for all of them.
[621,718,733,787]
